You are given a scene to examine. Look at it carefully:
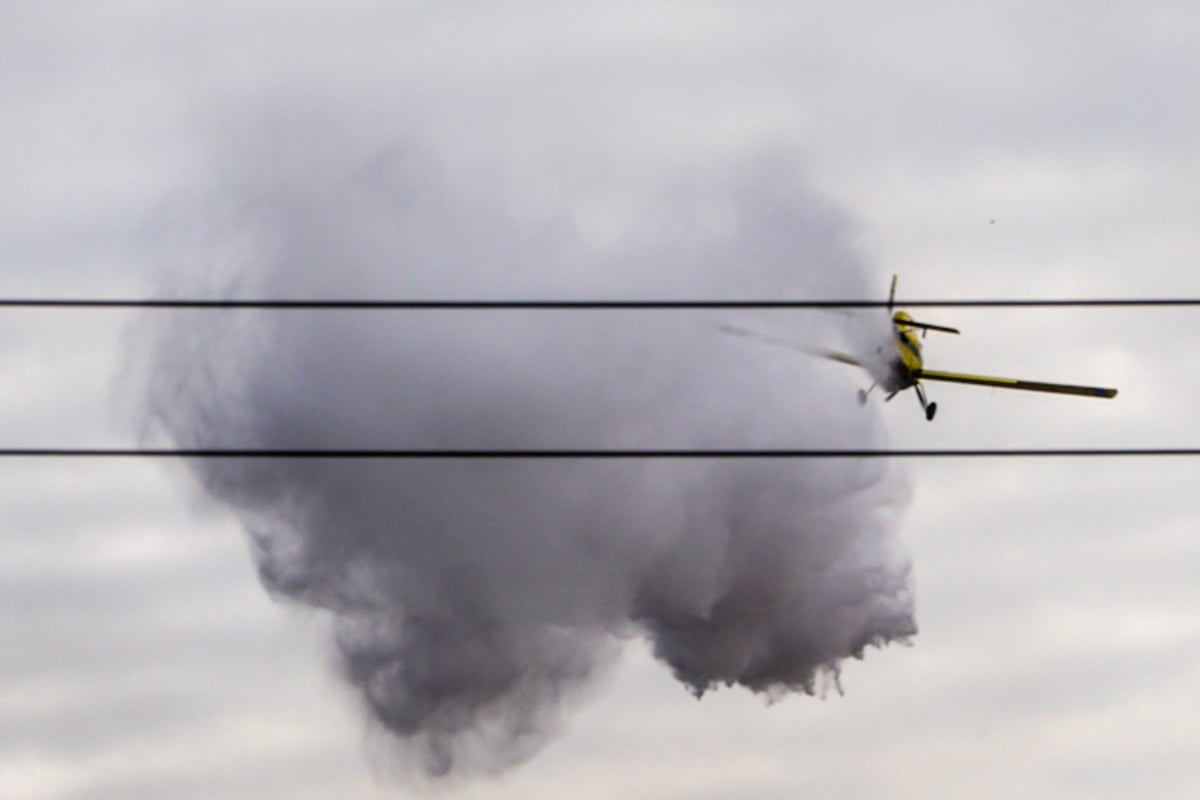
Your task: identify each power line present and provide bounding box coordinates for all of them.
[3,448,1200,458]
[2,298,1200,310]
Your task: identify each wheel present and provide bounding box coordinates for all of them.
[925,402,937,421]
[857,389,868,406]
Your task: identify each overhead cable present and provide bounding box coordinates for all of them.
[3,298,1200,310]
[2,448,1199,459]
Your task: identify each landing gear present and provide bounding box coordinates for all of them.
[857,382,876,406]
[915,383,937,421]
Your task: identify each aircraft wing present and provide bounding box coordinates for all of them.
[916,369,1117,398]
[715,324,865,367]
[715,323,809,354]
[816,349,865,367]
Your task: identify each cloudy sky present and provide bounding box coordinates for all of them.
[5,2,1200,798]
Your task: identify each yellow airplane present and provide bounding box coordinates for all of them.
[719,275,1117,421]
[831,275,1118,420]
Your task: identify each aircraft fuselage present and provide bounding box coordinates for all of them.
[884,313,923,394]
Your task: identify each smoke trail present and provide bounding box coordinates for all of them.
[141,122,914,776]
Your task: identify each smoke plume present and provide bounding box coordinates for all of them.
[142,122,915,776]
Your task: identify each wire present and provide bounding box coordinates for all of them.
[2,298,1200,309]
[1,299,1179,458]
[3,448,1200,458]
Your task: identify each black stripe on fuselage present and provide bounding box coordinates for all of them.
[898,330,921,359]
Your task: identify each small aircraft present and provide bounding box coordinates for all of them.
[721,275,1118,421]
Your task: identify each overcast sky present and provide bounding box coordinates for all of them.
[5,3,1200,798]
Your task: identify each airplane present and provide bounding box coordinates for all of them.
[721,275,1118,421]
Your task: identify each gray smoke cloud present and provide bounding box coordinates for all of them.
[140,119,915,777]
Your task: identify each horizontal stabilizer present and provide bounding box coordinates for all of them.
[901,319,961,335]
